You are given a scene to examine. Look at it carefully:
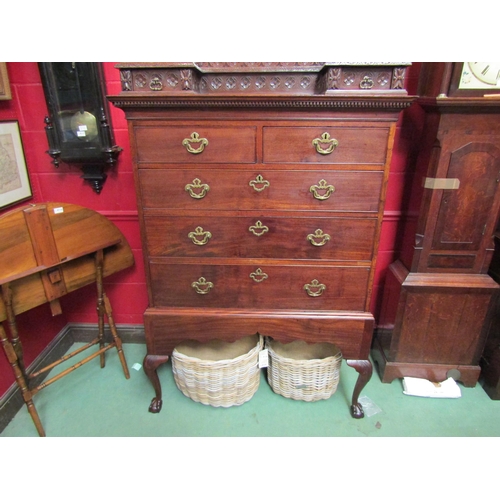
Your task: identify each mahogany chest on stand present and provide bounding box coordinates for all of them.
[109,62,412,417]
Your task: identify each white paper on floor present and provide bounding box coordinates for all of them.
[359,395,382,417]
[402,377,461,398]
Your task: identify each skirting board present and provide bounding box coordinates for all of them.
[0,323,145,434]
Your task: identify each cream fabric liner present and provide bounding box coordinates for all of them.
[175,334,259,361]
[268,339,340,361]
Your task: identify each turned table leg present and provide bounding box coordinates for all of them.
[346,359,373,419]
[143,354,170,413]
[0,323,45,436]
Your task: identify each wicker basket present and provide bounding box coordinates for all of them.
[266,338,342,402]
[172,334,263,407]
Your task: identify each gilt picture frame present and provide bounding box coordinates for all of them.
[0,63,12,100]
[0,121,32,209]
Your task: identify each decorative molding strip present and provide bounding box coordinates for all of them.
[98,210,139,222]
[195,62,326,71]
[109,97,413,110]
[0,323,144,434]
[382,210,419,223]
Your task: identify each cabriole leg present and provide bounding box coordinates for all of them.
[346,359,373,419]
[143,354,170,413]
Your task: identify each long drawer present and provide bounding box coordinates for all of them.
[149,261,370,311]
[139,169,384,212]
[144,215,376,261]
[134,125,257,163]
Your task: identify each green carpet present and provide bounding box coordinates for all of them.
[2,342,499,438]
[2,342,498,499]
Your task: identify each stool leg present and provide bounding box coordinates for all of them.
[0,323,45,437]
[95,250,106,368]
[2,284,25,376]
[103,293,130,379]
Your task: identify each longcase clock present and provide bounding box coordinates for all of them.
[373,62,500,386]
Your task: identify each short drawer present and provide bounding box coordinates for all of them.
[144,215,376,261]
[149,262,370,311]
[263,126,389,164]
[139,169,383,212]
[133,124,257,163]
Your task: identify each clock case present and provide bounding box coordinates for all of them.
[373,62,500,387]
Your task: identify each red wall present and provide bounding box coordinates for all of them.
[0,62,423,397]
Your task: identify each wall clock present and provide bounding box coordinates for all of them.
[38,62,121,193]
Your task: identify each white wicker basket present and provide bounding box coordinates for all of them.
[266,338,342,402]
[172,334,263,407]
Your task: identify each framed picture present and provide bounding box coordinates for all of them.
[0,121,32,209]
[0,63,12,100]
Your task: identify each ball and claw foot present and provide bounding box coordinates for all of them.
[149,397,163,413]
[350,402,365,419]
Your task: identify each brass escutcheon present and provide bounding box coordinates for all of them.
[312,132,339,155]
[182,132,209,154]
[191,277,214,295]
[188,226,212,246]
[303,279,326,297]
[185,178,210,199]
[250,268,268,283]
[307,229,331,247]
[310,179,335,200]
[249,174,270,192]
[249,220,269,237]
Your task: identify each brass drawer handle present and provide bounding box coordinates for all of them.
[250,268,268,283]
[312,132,338,155]
[249,220,269,237]
[182,132,209,154]
[188,226,212,246]
[191,277,213,294]
[310,179,335,201]
[185,178,210,199]
[307,229,331,247]
[304,279,326,297]
[249,174,270,192]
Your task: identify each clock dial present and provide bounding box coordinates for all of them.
[468,62,500,85]
[459,62,500,90]
[70,111,98,142]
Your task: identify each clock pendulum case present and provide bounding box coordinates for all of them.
[372,62,500,386]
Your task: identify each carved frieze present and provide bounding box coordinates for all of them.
[115,62,410,99]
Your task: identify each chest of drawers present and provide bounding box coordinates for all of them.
[110,62,412,418]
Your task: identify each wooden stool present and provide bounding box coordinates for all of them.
[0,202,134,436]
